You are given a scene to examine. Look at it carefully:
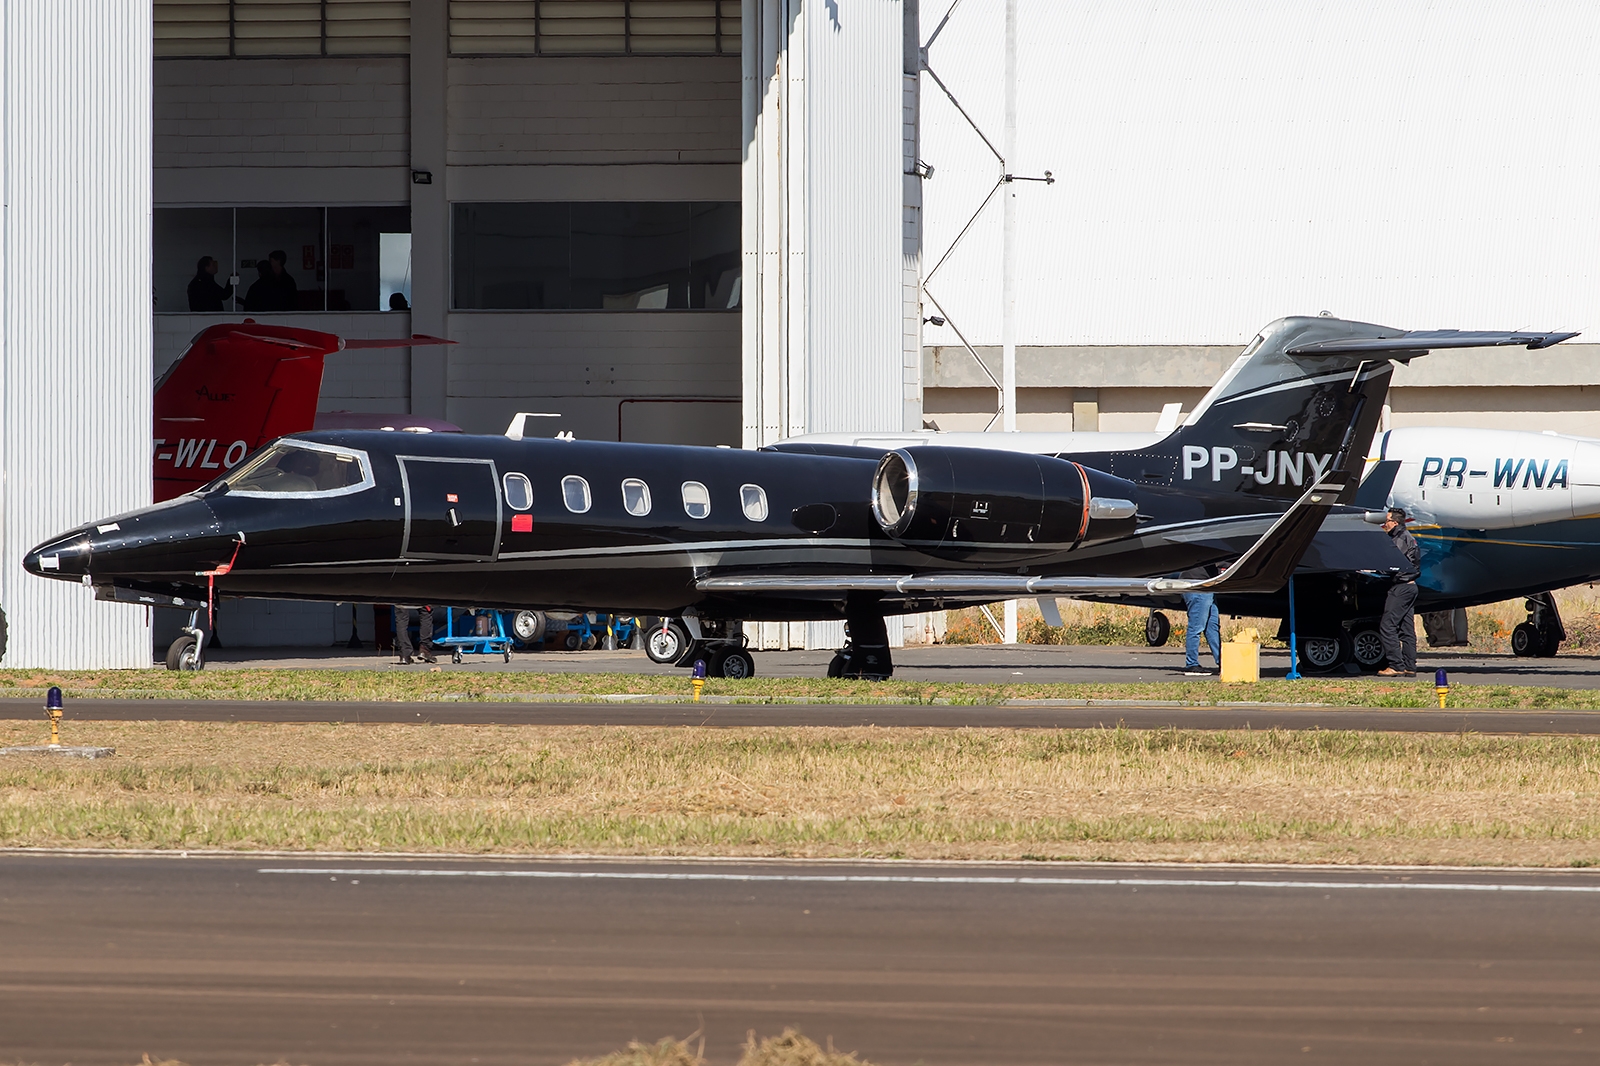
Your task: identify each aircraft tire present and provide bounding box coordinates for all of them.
[826,651,847,678]
[511,610,545,643]
[165,635,202,672]
[644,620,691,665]
[1540,628,1563,657]
[1349,627,1386,671]
[1511,622,1541,658]
[1145,611,1171,647]
[711,648,756,679]
[1298,632,1349,674]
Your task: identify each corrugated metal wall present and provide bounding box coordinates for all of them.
[2,0,153,668]
[802,0,903,434]
[921,0,1600,347]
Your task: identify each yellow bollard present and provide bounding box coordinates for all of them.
[1220,629,1260,684]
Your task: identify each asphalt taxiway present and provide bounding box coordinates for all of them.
[4,852,1599,1065]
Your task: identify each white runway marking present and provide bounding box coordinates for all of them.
[258,868,1600,893]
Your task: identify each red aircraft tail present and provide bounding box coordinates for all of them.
[153,322,452,501]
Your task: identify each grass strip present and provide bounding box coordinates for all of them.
[0,667,1593,709]
[5,720,1600,866]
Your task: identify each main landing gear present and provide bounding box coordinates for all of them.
[1511,592,1565,658]
[645,617,758,679]
[827,611,894,680]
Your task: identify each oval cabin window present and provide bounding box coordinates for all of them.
[681,481,711,519]
[740,484,768,521]
[561,475,591,514]
[621,478,652,516]
[503,472,533,511]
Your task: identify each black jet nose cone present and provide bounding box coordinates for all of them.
[24,532,91,581]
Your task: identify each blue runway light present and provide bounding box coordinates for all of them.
[45,686,62,710]
[1435,669,1448,688]
[692,660,707,680]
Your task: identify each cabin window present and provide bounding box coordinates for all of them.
[622,478,652,516]
[681,481,711,519]
[740,484,768,522]
[217,439,373,498]
[561,475,591,514]
[503,472,533,511]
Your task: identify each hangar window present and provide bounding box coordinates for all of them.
[217,440,374,498]
[155,0,411,58]
[621,478,653,516]
[739,484,768,522]
[681,481,711,520]
[562,475,592,514]
[452,202,739,311]
[154,205,411,314]
[502,472,533,511]
[450,0,742,56]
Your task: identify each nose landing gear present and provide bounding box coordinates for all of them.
[828,611,894,679]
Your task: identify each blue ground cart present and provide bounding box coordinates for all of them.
[431,607,514,663]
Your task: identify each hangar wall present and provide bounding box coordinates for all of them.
[153,7,743,447]
[741,0,923,651]
[1,0,153,667]
[919,0,1600,438]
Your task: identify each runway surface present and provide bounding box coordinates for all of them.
[4,852,1600,1065]
[2,697,1600,733]
[199,642,1600,689]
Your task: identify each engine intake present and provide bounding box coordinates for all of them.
[871,447,1140,554]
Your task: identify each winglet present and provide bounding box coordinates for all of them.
[1148,477,1346,595]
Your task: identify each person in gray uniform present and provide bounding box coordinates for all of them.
[1376,507,1421,676]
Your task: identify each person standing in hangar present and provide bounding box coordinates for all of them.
[186,256,234,311]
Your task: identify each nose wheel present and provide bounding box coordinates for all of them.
[165,634,203,671]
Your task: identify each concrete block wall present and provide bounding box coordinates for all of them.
[448,57,739,164]
[923,343,1600,439]
[155,58,409,171]
[447,312,740,438]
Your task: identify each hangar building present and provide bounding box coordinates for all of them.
[3,0,1596,665]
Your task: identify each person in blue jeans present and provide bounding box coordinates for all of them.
[1182,591,1222,675]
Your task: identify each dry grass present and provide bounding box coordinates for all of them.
[567,1029,871,1066]
[5,720,1600,866]
[950,586,1600,655]
[3,663,1600,708]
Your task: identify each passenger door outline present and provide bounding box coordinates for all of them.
[397,455,502,561]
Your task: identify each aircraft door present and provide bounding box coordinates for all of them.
[399,456,501,560]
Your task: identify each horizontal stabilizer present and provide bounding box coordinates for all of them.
[1353,459,1401,510]
[342,334,457,349]
[1287,329,1578,357]
[697,479,1344,599]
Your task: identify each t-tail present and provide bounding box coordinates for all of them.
[152,322,453,502]
[1090,316,1578,504]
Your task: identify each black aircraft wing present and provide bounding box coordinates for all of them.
[1286,329,1578,358]
[698,478,1346,599]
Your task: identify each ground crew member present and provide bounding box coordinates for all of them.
[394,605,436,665]
[1376,507,1421,676]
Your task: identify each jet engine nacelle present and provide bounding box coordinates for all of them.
[870,447,1140,554]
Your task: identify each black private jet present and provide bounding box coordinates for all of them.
[27,316,1570,678]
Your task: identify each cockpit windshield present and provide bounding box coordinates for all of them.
[214,440,373,497]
